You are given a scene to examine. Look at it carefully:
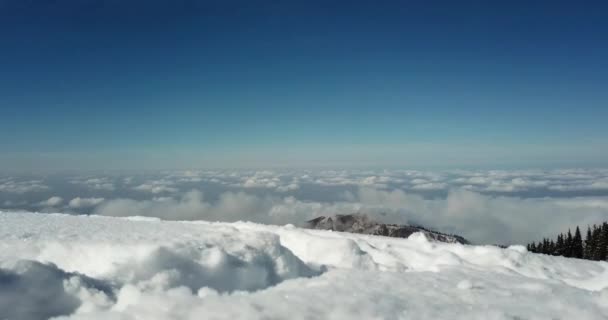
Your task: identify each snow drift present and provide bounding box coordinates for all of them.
[1,211,607,319]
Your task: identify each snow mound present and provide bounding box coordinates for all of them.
[1,211,608,319]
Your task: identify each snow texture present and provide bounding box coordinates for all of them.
[1,211,608,319]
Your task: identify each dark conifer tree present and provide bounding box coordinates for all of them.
[540,239,546,254]
[584,226,593,259]
[573,226,584,259]
[555,234,565,256]
[596,223,608,261]
[526,221,608,260]
[592,225,603,261]
[565,230,573,257]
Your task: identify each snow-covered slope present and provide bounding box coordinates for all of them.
[1,211,608,319]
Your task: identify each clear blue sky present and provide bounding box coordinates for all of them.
[1,1,607,170]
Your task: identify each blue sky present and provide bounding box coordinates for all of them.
[1,1,607,170]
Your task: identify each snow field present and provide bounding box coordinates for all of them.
[1,211,607,319]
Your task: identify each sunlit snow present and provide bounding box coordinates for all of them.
[1,211,607,319]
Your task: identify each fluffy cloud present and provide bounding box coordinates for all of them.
[234,171,302,193]
[133,183,179,194]
[238,171,281,188]
[276,183,300,192]
[356,188,608,245]
[410,182,447,191]
[242,177,278,188]
[548,178,608,192]
[447,169,608,194]
[91,186,608,245]
[4,169,608,245]
[68,197,105,209]
[0,179,48,193]
[57,168,608,197]
[70,178,115,191]
[38,196,63,207]
[95,191,288,224]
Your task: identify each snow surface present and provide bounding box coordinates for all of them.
[1,211,608,319]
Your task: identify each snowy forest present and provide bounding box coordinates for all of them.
[527,222,608,261]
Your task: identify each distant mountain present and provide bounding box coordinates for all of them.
[306,214,469,244]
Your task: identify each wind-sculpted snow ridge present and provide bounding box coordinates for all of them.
[1,211,608,319]
[306,213,469,244]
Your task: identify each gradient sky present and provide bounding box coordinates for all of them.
[1,1,607,171]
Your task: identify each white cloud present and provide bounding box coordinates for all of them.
[276,183,299,192]
[548,178,608,192]
[410,178,429,185]
[4,169,608,246]
[133,184,179,194]
[242,177,278,188]
[356,187,608,244]
[91,185,608,245]
[443,169,608,193]
[410,182,447,191]
[70,177,115,191]
[94,189,357,227]
[234,171,303,192]
[239,171,282,189]
[0,180,48,193]
[133,179,179,194]
[69,197,105,209]
[38,196,63,207]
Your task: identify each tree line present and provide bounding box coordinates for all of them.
[526,222,608,260]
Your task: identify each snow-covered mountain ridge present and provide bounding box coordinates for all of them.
[306,213,469,244]
[1,211,608,319]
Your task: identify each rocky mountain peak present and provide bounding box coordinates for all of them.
[306,214,469,244]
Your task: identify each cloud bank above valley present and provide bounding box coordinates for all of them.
[2,168,608,245]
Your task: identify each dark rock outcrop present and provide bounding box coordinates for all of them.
[306,214,469,244]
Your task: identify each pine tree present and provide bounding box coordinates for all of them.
[596,223,608,261]
[565,230,573,257]
[584,226,593,259]
[555,233,565,256]
[572,226,584,259]
[591,225,602,260]
[525,221,608,261]
[592,225,604,260]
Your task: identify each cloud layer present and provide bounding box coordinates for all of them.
[2,168,608,245]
